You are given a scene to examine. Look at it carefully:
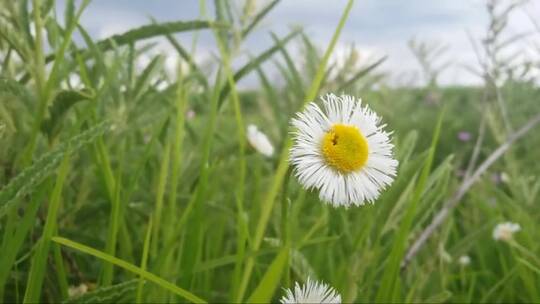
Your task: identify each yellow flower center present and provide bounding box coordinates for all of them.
[321,124,369,173]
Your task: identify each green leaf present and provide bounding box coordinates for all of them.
[0,6,30,61]
[0,183,48,298]
[18,20,220,84]
[136,219,153,303]
[0,76,35,106]
[218,29,301,108]
[52,237,207,303]
[236,1,355,300]
[336,55,387,92]
[64,0,75,29]
[41,89,94,139]
[303,0,355,104]
[63,280,139,304]
[375,107,445,302]
[161,25,207,87]
[17,0,33,48]
[241,0,281,38]
[23,154,72,303]
[95,20,218,52]
[132,55,163,101]
[0,122,110,218]
[247,248,289,303]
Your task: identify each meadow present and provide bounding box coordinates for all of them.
[1,0,540,303]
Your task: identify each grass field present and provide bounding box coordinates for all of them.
[1,0,540,303]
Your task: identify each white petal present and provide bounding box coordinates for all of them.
[280,278,341,304]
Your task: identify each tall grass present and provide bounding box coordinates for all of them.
[1,0,540,303]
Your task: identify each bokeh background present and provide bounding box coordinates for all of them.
[72,0,540,86]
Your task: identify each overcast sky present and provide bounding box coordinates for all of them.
[71,0,540,86]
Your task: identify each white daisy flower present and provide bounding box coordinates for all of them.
[280,278,341,304]
[290,93,398,207]
[493,222,521,242]
[247,124,274,157]
[458,255,471,266]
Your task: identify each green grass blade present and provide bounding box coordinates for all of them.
[0,77,35,106]
[52,242,69,300]
[375,108,445,302]
[99,167,122,286]
[133,55,163,100]
[63,280,139,304]
[44,0,90,94]
[151,142,170,258]
[336,55,387,92]
[52,237,207,303]
[136,218,153,303]
[17,0,33,48]
[236,1,355,301]
[23,154,71,303]
[212,24,248,301]
[218,29,301,108]
[95,20,217,51]
[271,32,304,96]
[241,0,280,38]
[246,248,289,303]
[18,20,219,84]
[304,0,354,103]
[40,89,94,140]
[0,183,48,299]
[0,122,110,218]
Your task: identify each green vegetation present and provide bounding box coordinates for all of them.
[1,0,539,303]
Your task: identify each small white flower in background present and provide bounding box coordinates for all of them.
[155,80,169,91]
[68,283,88,298]
[493,222,521,241]
[290,93,398,207]
[164,55,179,80]
[500,172,510,184]
[458,255,471,266]
[281,278,341,304]
[61,73,82,90]
[163,55,190,80]
[29,22,47,39]
[247,124,274,157]
[136,54,151,72]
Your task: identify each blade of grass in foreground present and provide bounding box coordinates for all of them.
[235,0,355,301]
[210,17,249,302]
[52,237,207,303]
[0,122,109,218]
[246,248,289,303]
[0,183,48,299]
[136,218,153,303]
[23,155,71,303]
